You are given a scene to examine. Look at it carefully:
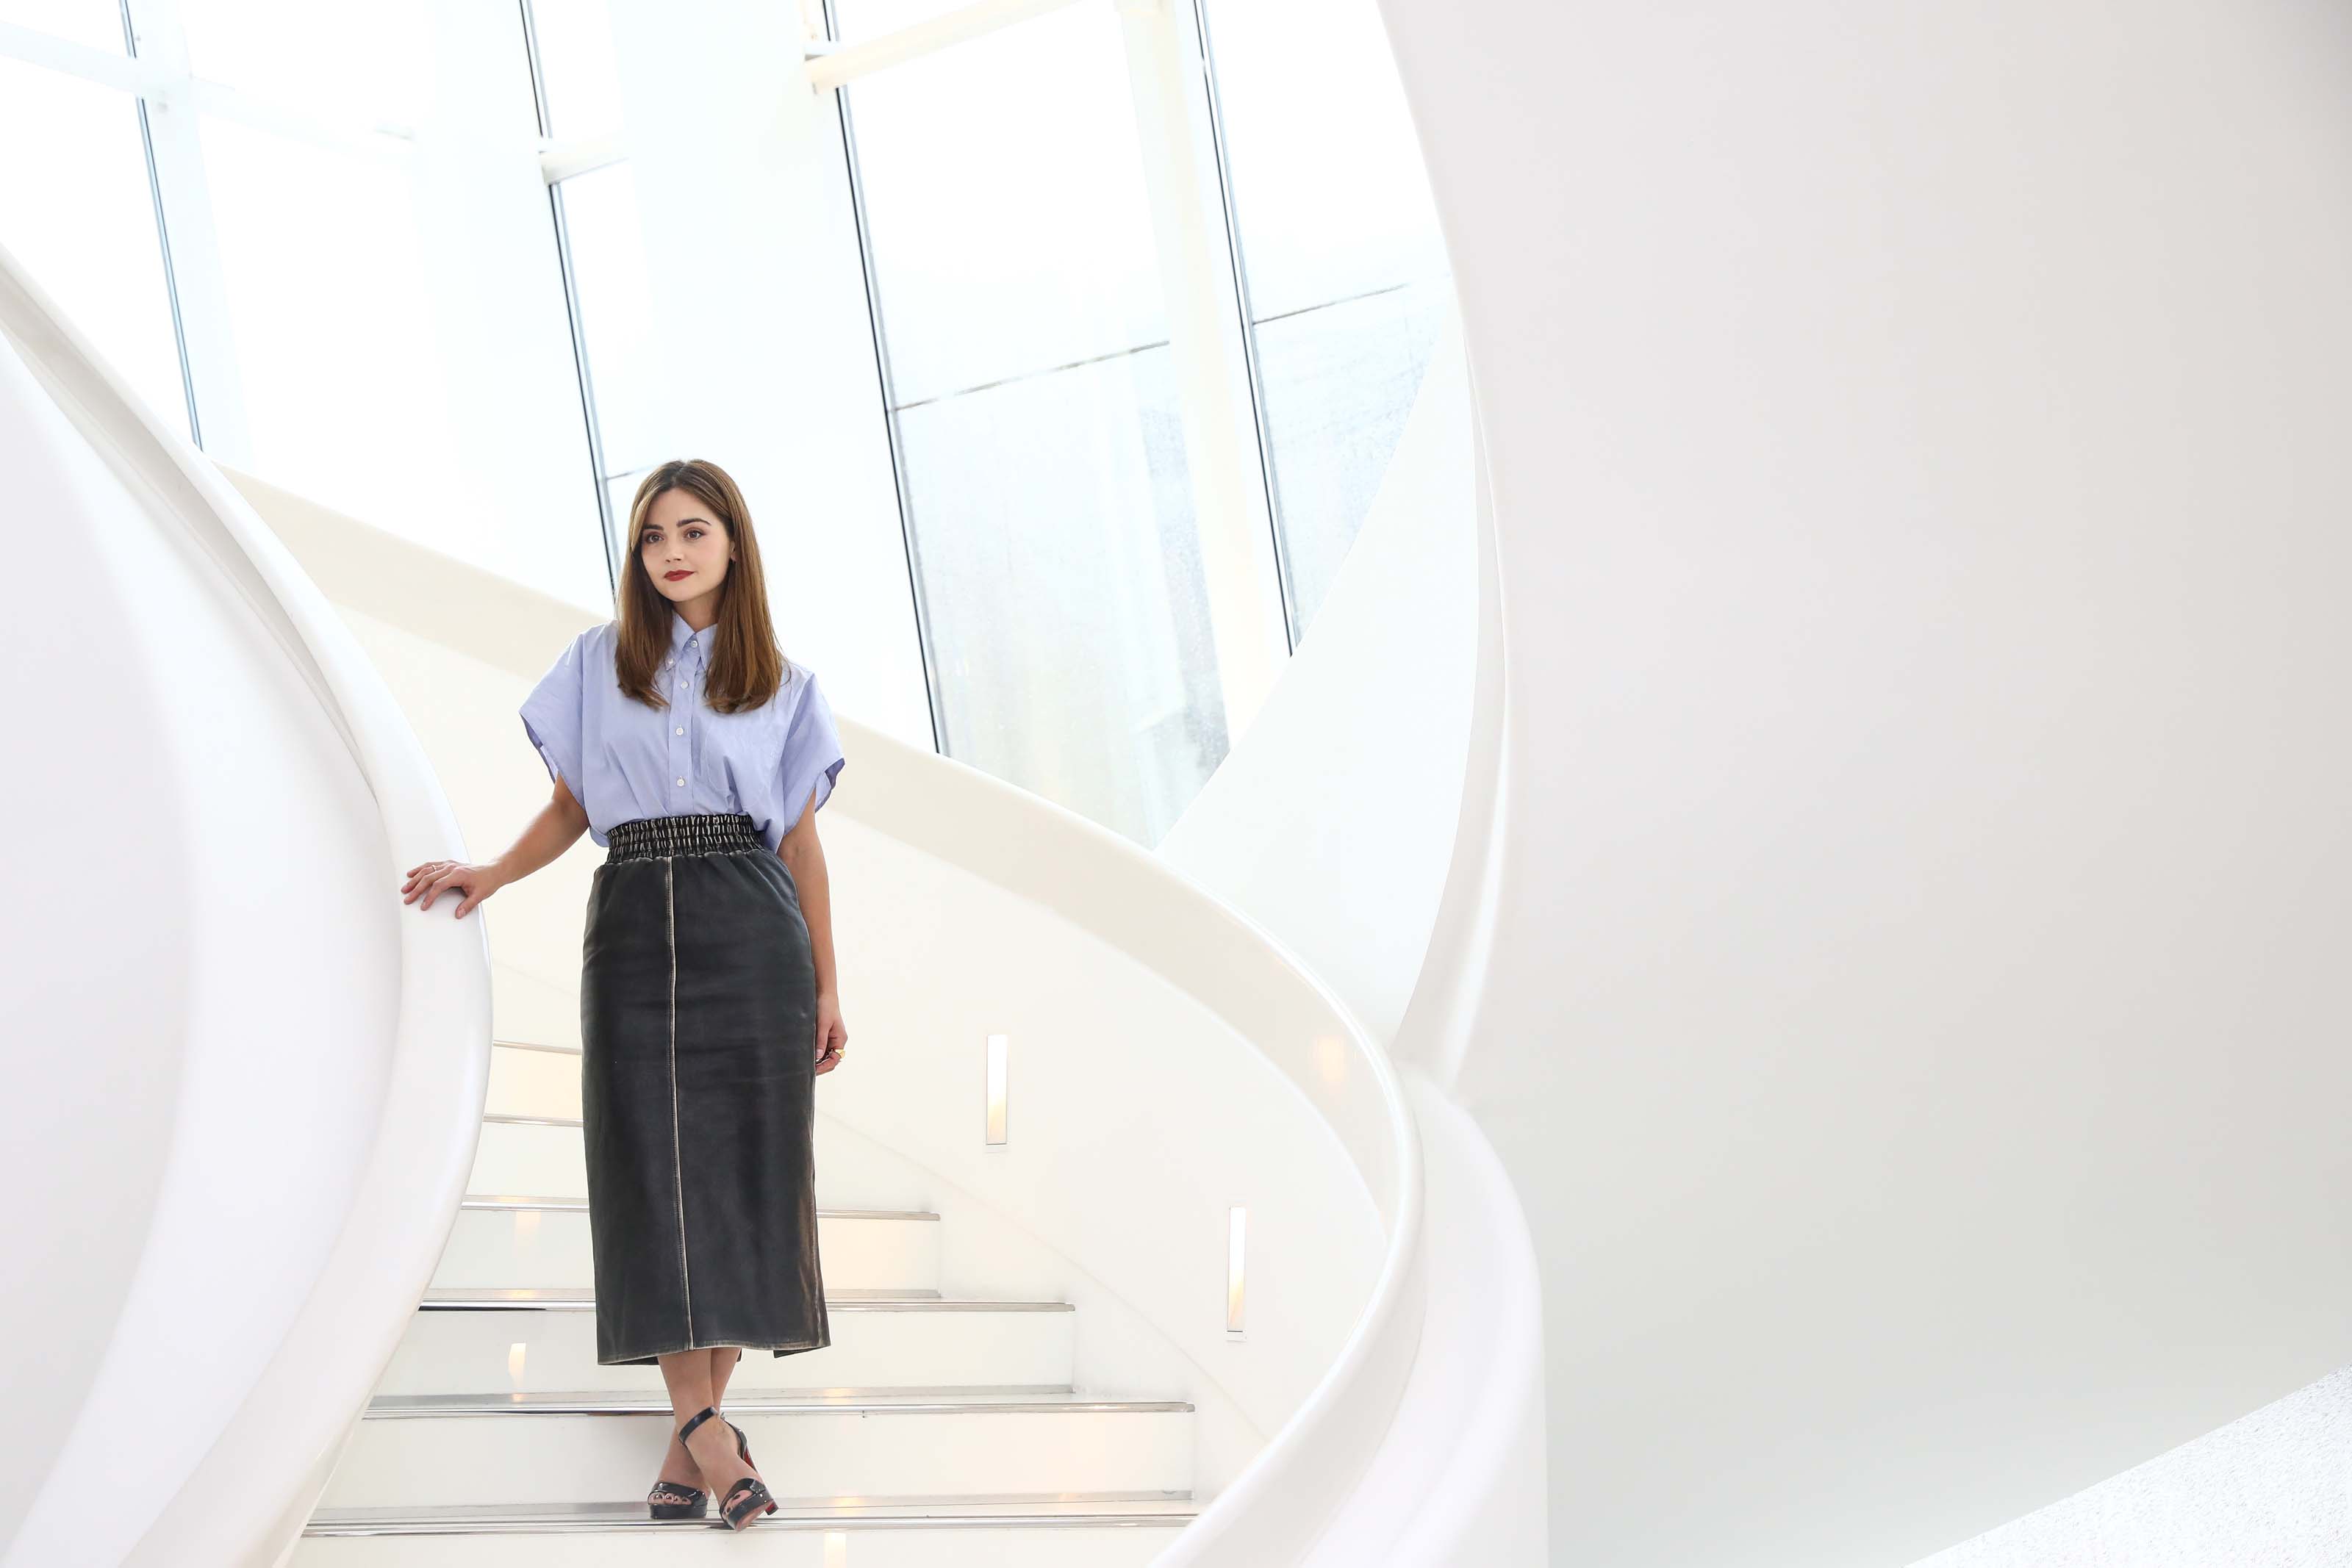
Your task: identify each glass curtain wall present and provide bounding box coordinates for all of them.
[1196,0,1452,644]
[825,0,1452,843]
[831,0,1230,847]
[5,0,1455,846]
[0,0,481,539]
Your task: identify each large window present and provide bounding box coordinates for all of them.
[834,0,1230,846]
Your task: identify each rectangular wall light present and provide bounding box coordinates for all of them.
[1227,1205,1247,1338]
[985,1032,1008,1144]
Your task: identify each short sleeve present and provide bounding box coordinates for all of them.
[519,631,588,795]
[775,666,847,841]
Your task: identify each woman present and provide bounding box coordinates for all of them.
[400,458,850,1531]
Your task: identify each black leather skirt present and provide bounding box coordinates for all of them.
[579,812,830,1366]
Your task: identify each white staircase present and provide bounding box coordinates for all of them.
[294,1039,1200,1561]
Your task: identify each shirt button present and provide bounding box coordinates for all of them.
[675,727,684,736]
[675,777,685,787]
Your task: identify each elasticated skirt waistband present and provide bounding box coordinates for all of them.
[604,812,763,863]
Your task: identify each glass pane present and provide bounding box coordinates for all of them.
[0,0,122,51]
[0,58,186,436]
[1200,0,1447,317]
[837,0,1230,844]
[1199,0,1454,644]
[895,347,1227,846]
[1252,276,1448,634]
[554,162,665,476]
[526,0,622,140]
[842,1,1167,403]
[176,0,433,129]
[197,115,451,536]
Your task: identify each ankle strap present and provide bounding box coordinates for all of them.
[678,1404,720,1444]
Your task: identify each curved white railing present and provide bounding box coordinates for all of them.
[0,239,493,1568]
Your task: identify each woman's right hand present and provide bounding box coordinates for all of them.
[402,859,507,918]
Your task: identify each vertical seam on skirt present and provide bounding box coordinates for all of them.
[667,855,694,1337]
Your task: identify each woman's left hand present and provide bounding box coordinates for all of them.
[814,994,848,1076]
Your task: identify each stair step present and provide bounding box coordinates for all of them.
[304,1492,1197,1532]
[318,1392,1197,1508]
[384,1287,1076,1395]
[296,1495,1192,1564]
[367,1389,1191,1415]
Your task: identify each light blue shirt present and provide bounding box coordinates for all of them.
[519,609,846,855]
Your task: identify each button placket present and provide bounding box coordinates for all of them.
[667,635,700,796]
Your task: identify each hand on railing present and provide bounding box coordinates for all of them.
[401,860,508,919]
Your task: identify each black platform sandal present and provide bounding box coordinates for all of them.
[679,1404,776,1529]
[716,1404,770,1509]
[647,1428,708,1521]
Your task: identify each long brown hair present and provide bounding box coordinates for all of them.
[613,458,800,715]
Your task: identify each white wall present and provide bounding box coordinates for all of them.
[1374,1,2352,1561]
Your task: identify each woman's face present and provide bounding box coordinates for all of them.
[639,487,733,614]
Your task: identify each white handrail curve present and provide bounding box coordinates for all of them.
[0,237,492,1568]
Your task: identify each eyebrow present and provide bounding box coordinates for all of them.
[640,517,714,531]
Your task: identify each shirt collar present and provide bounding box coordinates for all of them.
[670,611,712,661]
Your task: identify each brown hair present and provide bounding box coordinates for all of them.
[613,458,800,715]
